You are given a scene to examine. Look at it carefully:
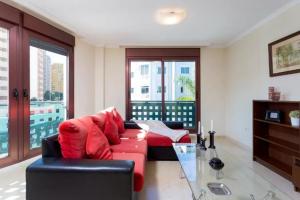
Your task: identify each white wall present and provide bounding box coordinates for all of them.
[201,48,226,135]
[225,3,300,148]
[103,48,126,117]
[74,38,96,117]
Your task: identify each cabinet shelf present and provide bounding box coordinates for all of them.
[254,135,300,153]
[254,155,292,180]
[254,118,300,130]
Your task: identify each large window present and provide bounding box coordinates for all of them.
[126,48,200,131]
[0,1,75,167]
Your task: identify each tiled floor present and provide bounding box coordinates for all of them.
[0,137,299,200]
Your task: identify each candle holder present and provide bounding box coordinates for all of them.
[197,137,207,151]
[208,131,216,149]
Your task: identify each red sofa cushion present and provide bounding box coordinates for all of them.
[86,124,112,160]
[103,112,121,145]
[58,116,93,159]
[111,138,147,156]
[113,152,145,192]
[146,132,191,147]
[120,129,147,139]
[112,108,125,134]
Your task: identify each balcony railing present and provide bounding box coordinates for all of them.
[130,101,196,129]
[0,101,65,155]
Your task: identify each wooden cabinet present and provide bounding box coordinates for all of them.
[253,100,300,191]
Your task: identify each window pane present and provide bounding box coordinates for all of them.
[0,27,9,158]
[29,45,67,149]
[130,61,162,120]
[164,61,196,128]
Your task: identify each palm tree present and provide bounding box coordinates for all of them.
[176,76,195,101]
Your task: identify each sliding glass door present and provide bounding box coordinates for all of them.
[164,61,196,129]
[127,56,199,131]
[0,21,18,166]
[23,31,72,158]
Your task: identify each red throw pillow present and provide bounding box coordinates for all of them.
[112,108,125,134]
[103,112,121,145]
[91,112,106,131]
[86,124,112,160]
[58,118,89,159]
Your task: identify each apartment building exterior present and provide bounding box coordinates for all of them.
[130,61,195,101]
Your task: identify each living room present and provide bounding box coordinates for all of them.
[0,0,300,199]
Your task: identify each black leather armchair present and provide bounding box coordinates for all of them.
[26,135,135,200]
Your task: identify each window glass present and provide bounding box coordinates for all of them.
[29,44,67,149]
[0,27,9,158]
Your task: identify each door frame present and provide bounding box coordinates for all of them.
[0,20,19,167]
[22,29,74,159]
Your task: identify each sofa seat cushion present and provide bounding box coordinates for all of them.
[111,138,147,156]
[112,152,145,192]
[146,132,191,147]
[120,129,147,139]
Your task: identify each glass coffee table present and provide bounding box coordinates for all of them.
[173,143,292,200]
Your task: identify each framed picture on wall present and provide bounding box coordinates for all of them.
[268,31,300,77]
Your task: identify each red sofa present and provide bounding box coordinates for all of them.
[26,108,191,200]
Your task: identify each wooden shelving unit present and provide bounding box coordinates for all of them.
[253,100,300,191]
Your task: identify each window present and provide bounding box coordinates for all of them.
[131,72,134,78]
[126,48,200,131]
[141,86,149,94]
[157,66,166,74]
[131,88,134,93]
[140,64,149,75]
[157,86,166,93]
[181,67,189,74]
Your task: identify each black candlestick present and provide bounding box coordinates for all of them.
[208,131,216,149]
[199,137,207,150]
[197,133,201,144]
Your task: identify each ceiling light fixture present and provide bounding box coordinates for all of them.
[155,8,186,25]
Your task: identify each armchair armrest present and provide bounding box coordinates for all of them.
[26,158,134,200]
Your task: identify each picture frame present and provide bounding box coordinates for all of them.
[268,31,300,77]
[265,110,282,123]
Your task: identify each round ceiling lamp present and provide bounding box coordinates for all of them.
[155,8,186,25]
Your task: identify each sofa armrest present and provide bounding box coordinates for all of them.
[124,121,184,130]
[164,121,184,129]
[26,158,134,200]
[124,121,141,129]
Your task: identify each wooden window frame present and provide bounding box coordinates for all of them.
[125,48,201,133]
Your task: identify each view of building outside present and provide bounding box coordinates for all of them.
[0,27,9,158]
[130,61,195,101]
[29,46,67,149]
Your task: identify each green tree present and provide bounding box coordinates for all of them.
[276,44,293,68]
[176,76,195,101]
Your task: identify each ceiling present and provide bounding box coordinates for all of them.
[9,0,297,47]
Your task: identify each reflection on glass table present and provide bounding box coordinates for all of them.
[173,143,292,200]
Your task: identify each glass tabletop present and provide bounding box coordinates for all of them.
[173,143,293,200]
